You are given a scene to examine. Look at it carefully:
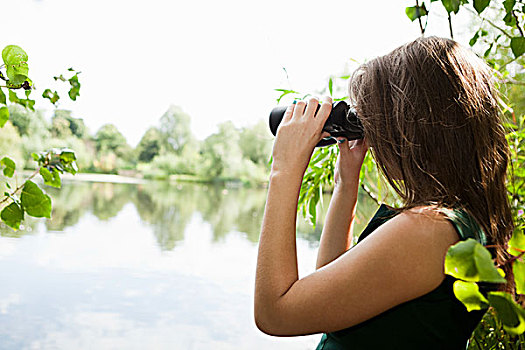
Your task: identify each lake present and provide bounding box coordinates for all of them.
[0,181,378,350]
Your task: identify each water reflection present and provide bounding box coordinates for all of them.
[2,181,379,248]
[0,181,380,349]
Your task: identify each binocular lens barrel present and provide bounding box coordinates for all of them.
[268,101,364,147]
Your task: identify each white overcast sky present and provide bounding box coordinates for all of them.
[3,0,472,146]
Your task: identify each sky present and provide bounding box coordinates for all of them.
[3,0,472,146]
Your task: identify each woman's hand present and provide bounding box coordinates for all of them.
[334,138,368,190]
[271,97,332,177]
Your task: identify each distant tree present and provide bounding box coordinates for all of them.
[7,105,32,136]
[159,105,193,154]
[0,121,24,166]
[201,121,243,178]
[8,105,50,138]
[51,115,72,138]
[136,127,163,162]
[51,110,88,139]
[238,120,272,167]
[94,124,128,156]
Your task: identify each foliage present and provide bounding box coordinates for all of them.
[136,127,163,162]
[134,110,272,183]
[159,105,193,154]
[238,120,273,168]
[0,44,80,231]
[201,121,244,179]
[93,124,134,172]
[51,110,88,139]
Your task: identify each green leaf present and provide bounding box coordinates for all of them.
[405,4,428,21]
[514,259,525,295]
[487,291,525,335]
[504,11,517,26]
[68,74,81,101]
[0,202,24,230]
[2,45,29,86]
[504,0,516,13]
[469,31,480,46]
[473,0,490,13]
[511,37,525,58]
[441,0,461,13]
[2,45,28,66]
[0,107,9,127]
[6,62,29,85]
[0,88,6,105]
[328,77,333,96]
[39,167,52,182]
[274,88,299,104]
[40,167,61,188]
[20,180,51,218]
[58,149,78,175]
[0,157,15,178]
[445,238,506,283]
[509,230,525,256]
[8,90,19,103]
[59,149,77,164]
[53,74,66,82]
[453,280,489,311]
[42,89,60,105]
[17,98,35,111]
[484,42,494,57]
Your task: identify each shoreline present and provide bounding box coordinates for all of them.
[60,173,147,184]
[19,171,269,187]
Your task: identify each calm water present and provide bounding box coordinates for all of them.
[0,181,378,350]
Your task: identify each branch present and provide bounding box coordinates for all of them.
[501,77,525,85]
[512,10,524,37]
[505,250,525,266]
[416,0,425,35]
[423,8,429,33]
[499,55,521,71]
[0,168,40,206]
[466,7,513,39]
[360,183,380,206]
[448,12,454,39]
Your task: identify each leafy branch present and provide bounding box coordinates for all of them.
[0,44,81,231]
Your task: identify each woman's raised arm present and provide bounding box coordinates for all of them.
[316,139,367,269]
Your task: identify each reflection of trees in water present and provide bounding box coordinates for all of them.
[91,183,136,221]
[133,182,197,250]
[0,216,39,237]
[197,184,267,243]
[0,180,380,250]
[134,182,268,248]
[46,182,93,231]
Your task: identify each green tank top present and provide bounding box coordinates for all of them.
[316,204,487,350]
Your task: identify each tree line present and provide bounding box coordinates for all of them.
[1,104,273,184]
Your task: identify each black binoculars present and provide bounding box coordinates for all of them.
[268,100,364,147]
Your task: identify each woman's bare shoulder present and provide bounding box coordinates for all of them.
[377,205,461,246]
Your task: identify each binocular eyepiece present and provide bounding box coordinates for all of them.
[268,100,364,147]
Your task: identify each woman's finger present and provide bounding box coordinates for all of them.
[282,102,296,123]
[293,100,307,119]
[316,96,332,125]
[303,97,319,118]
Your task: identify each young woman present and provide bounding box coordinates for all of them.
[254,36,513,349]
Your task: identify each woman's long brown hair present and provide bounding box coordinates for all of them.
[350,36,514,287]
